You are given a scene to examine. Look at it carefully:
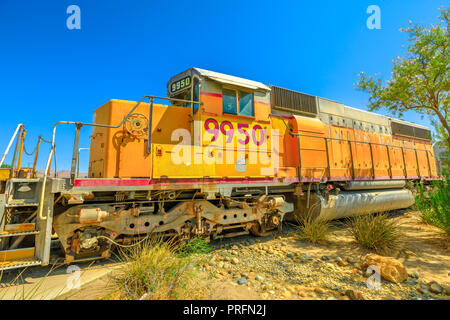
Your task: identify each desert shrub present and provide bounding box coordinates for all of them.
[295,215,331,244]
[177,236,211,257]
[347,213,401,253]
[114,237,197,300]
[415,171,450,234]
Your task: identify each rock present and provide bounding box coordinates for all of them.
[281,290,292,299]
[404,280,418,286]
[321,256,330,261]
[217,262,224,268]
[231,245,238,250]
[335,256,347,267]
[261,292,268,299]
[329,284,340,291]
[281,242,287,246]
[303,253,312,259]
[428,282,443,294]
[231,257,239,265]
[268,290,275,295]
[443,284,450,296]
[237,278,247,285]
[296,289,307,297]
[325,263,336,270]
[345,289,364,300]
[287,253,295,259]
[346,256,358,264]
[362,254,408,283]
[314,287,326,294]
[241,273,249,279]
[409,271,419,279]
[417,287,429,295]
[287,286,296,293]
[255,275,265,282]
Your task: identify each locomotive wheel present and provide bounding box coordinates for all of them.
[249,223,273,237]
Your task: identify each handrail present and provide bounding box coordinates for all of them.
[0,123,24,167]
[37,95,202,220]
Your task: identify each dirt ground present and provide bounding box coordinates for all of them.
[56,210,449,300]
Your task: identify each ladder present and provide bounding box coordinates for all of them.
[0,179,54,271]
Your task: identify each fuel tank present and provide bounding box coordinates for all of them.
[293,189,415,221]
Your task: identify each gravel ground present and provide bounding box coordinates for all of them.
[196,222,450,300]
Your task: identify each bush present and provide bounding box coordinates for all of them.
[415,171,450,234]
[177,236,211,257]
[114,237,197,300]
[295,215,331,244]
[347,213,401,254]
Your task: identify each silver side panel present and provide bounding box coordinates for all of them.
[341,180,406,190]
[296,189,415,221]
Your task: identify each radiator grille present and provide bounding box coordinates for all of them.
[270,85,318,116]
[391,121,431,140]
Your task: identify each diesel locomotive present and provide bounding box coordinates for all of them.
[0,68,439,270]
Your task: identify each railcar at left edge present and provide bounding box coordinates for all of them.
[0,68,439,270]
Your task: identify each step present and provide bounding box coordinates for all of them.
[0,223,39,238]
[0,247,35,263]
[0,257,41,271]
[0,230,40,238]
[5,202,40,207]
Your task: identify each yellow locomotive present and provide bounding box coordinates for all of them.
[0,68,439,270]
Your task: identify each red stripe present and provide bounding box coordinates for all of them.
[200,91,222,98]
[255,101,270,107]
[73,177,299,188]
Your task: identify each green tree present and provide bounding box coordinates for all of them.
[357,7,449,149]
[0,164,11,168]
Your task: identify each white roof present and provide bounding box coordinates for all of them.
[193,68,271,91]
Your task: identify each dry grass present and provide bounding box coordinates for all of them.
[295,215,332,245]
[347,213,402,254]
[0,265,61,300]
[113,237,207,300]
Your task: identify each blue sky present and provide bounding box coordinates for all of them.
[0,0,446,172]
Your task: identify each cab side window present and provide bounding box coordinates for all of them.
[222,88,254,116]
[222,89,238,115]
[239,91,253,116]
